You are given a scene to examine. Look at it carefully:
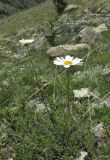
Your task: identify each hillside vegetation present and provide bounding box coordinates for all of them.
[0,0,110,159]
[0,0,45,17]
[0,0,57,37]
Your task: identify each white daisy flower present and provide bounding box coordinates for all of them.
[54,55,83,68]
[19,39,34,45]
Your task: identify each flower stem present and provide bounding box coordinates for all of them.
[63,68,70,145]
[67,68,70,115]
[26,45,40,88]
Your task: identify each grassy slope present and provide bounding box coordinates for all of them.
[0,0,45,17]
[0,0,57,37]
[0,0,110,159]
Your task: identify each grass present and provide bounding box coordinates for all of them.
[0,0,57,37]
[0,0,110,159]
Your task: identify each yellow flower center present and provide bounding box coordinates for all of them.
[64,60,73,65]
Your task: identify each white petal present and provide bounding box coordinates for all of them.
[65,55,73,61]
[54,60,63,65]
[64,65,70,68]
[55,57,64,62]
[73,58,83,65]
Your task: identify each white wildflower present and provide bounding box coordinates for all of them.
[19,39,34,45]
[54,55,83,68]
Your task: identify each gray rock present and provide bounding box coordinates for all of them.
[73,88,92,99]
[93,23,108,33]
[76,151,88,160]
[64,4,79,12]
[102,68,110,76]
[79,27,102,45]
[91,97,110,108]
[27,99,46,113]
[47,43,90,57]
[92,123,106,138]
[99,97,110,107]
[36,103,46,113]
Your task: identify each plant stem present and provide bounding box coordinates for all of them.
[26,45,40,88]
[63,68,70,145]
[67,68,70,115]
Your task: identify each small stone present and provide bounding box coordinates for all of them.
[76,151,88,160]
[64,4,79,12]
[79,27,101,45]
[91,97,110,108]
[92,123,106,138]
[93,24,108,33]
[102,68,110,76]
[102,97,110,107]
[36,103,46,113]
[73,88,92,99]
